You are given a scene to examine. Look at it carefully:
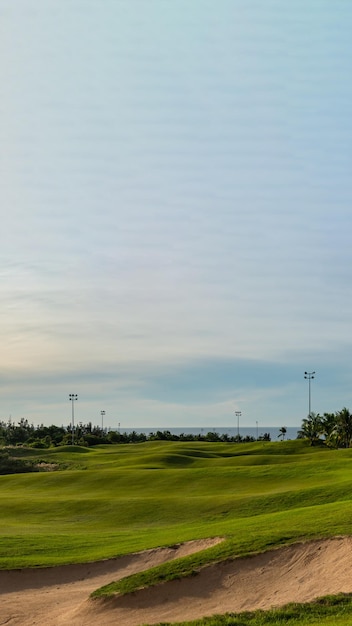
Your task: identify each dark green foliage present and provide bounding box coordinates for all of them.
[0,450,36,475]
[2,402,352,454]
[278,427,287,441]
[299,407,352,449]
[258,433,271,442]
[336,407,352,448]
[0,422,257,450]
[297,413,323,446]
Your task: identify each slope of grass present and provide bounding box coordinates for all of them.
[1,440,352,571]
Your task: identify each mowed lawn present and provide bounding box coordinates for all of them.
[1,439,352,569]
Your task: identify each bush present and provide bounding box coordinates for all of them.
[0,451,35,474]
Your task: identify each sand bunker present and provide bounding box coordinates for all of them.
[1,536,352,625]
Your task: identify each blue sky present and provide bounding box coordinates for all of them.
[1,1,352,429]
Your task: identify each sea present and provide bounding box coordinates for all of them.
[113,426,301,441]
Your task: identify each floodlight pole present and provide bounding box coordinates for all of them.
[304,371,315,417]
[235,411,242,438]
[69,394,78,445]
[101,410,106,431]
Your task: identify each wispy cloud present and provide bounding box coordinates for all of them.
[1,1,352,426]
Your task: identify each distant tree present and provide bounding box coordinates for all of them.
[5,418,34,445]
[149,430,178,441]
[108,430,125,443]
[297,413,323,446]
[321,412,337,447]
[336,407,352,448]
[278,426,287,441]
[33,424,66,446]
[129,430,146,443]
[178,432,196,441]
[258,432,271,442]
[205,431,221,442]
[81,434,103,447]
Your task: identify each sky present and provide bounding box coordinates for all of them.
[1,1,352,430]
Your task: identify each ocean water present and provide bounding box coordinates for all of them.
[114,426,300,441]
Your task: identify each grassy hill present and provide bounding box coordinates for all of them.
[1,439,352,571]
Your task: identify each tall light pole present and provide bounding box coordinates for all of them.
[101,410,106,431]
[69,394,78,445]
[304,371,315,417]
[235,411,242,438]
[256,420,258,440]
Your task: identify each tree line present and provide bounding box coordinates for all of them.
[6,408,352,449]
[298,408,352,447]
[0,419,272,448]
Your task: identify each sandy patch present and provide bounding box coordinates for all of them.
[1,537,352,625]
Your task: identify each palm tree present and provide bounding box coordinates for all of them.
[321,412,337,447]
[336,407,352,448]
[278,426,287,441]
[297,412,323,446]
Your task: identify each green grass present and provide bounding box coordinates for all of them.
[1,439,352,579]
[4,439,352,624]
[0,440,352,570]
